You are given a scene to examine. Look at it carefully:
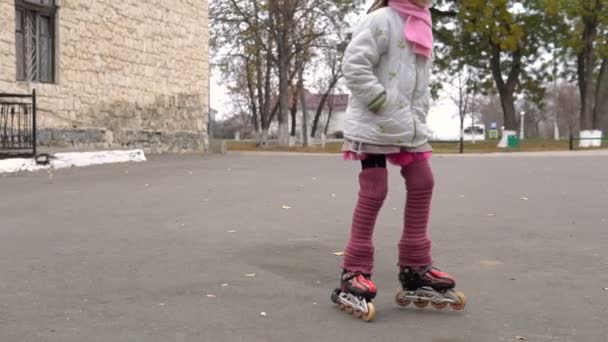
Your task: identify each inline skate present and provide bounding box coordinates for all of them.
[331,271,377,322]
[395,266,466,311]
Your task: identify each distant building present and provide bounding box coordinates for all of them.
[270,88,349,139]
[0,0,210,152]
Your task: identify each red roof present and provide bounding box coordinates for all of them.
[273,88,349,112]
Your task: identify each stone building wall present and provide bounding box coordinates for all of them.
[0,0,209,152]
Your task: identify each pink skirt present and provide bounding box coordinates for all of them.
[343,151,432,167]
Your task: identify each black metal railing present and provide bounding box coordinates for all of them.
[0,90,37,158]
[569,133,607,150]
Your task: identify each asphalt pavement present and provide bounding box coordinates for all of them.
[1,152,607,342]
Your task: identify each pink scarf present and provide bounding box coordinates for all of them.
[388,0,433,59]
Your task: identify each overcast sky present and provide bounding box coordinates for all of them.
[209,0,466,139]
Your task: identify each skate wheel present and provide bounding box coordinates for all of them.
[431,302,448,310]
[345,305,354,314]
[449,291,467,311]
[330,289,341,304]
[414,300,429,308]
[395,291,411,307]
[338,303,346,311]
[362,303,376,322]
[353,308,363,319]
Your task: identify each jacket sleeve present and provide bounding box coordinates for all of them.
[342,14,390,113]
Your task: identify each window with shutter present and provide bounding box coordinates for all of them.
[14,0,56,83]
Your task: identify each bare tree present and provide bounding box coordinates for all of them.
[267,0,299,146]
[554,83,581,137]
[212,0,365,147]
[310,40,348,138]
[447,65,479,152]
[211,0,278,145]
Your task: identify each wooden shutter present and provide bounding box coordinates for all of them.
[15,9,25,80]
[38,15,53,82]
[24,10,37,82]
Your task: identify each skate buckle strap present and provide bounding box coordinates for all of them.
[343,271,368,281]
[416,265,433,276]
[428,267,452,279]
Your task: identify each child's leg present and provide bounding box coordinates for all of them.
[398,158,434,267]
[342,155,388,275]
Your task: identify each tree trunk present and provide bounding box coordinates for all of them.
[594,58,608,132]
[298,68,309,147]
[578,17,598,131]
[278,50,290,146]
[245,58,259,133]
[253,1,264,133]
[290,85,298,136]
[259,129,269,147]
[272,1,295,148]
[260,50,273,143]
[489,44,521,130]
[324,105,335,136]
[498,91,517,131]
[258,56,276,148]
[459,116,465,154]
[311,76,339,137]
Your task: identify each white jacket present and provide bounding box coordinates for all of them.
[342,7,432,149]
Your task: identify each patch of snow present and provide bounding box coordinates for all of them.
[0,158,42,173]
[0,149,146,174]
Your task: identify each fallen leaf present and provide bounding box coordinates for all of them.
[159,302,166,306]
[516,336,527,341]
[260,312,268,317]
[520,197,529,201]
[333,252,345,256]
[313,302,318,305]
[245,273,256,277]
[479,260,504,267]
[227,230,237,233]
[206,294,217,298]
[314,281,321,285]
[487,213,496,217]
[220,283,229,287]
[282,205,292,210]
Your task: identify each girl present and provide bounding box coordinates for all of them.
[330,0,466,322]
